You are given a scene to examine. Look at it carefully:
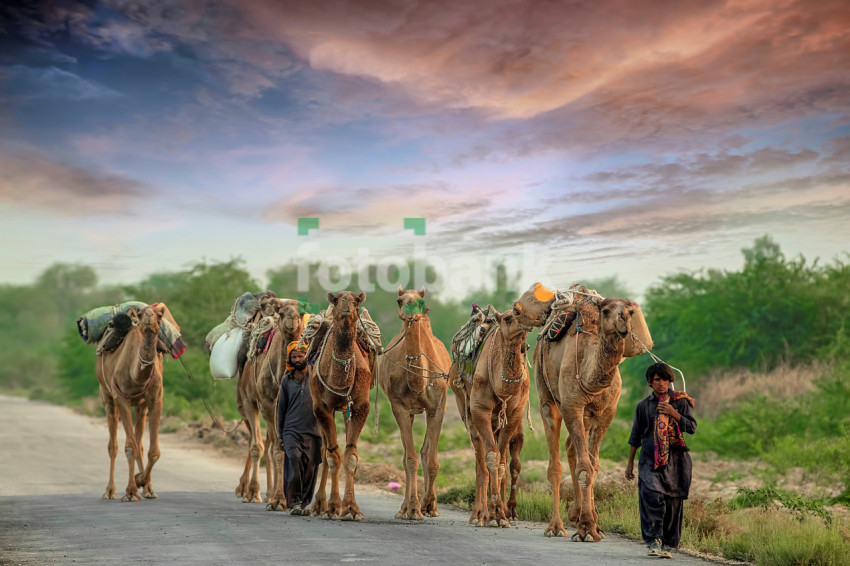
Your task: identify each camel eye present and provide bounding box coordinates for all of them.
[602,309,610,316]
[628,309,635,316]
[504,315,513,323]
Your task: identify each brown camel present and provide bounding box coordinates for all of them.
[95,305,167,501]
[378,286,450,520]
[235,298,304,510]
[308,291,373,521]
[534,293,649,541]
[460,305,531,528]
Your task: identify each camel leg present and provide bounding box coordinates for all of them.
[563,414,601,542]
[420,404,445,518]
[309,447,329,517]
[243,406,264,503]
[540,399,567,537]
[566,436,580,525]
[506,431,523,520]
[314,407,342,519]
[263,429,274,503]
[133,403,146,472]
[493,417,520,527]
[236,451,252,499]
[265,418,287,512]
[137,388,162,499]
[467,422,490,526]
[116,400,141,502]
[102,397,119,500]
[340,401,368,521]
[392,407,422,520]
[470,403,509,528]
[584,409,617,540]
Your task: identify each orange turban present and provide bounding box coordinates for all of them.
[286,340,308,370]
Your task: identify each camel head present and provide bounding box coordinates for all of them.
[327,291,366,323]
[513,282,556,330]
[599,298,635,339]
[277,299,304,336]
[396,285,427,322]
[495,304,528,345]
[137,305,164,337]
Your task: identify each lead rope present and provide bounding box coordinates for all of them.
[629,332,687,393]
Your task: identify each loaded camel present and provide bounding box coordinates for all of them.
[533,290,649,541]
[236,297,305,510]
[452,305,531,527]
[378,286,450,520]
[95,304,168,501]
[309,291,374,520]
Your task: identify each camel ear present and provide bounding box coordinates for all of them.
[153,304,165,319]
[419,287,426,298]
[398,285,404,296]
[327,292,337,305]
[357,292,366,305]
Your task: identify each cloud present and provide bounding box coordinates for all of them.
[0,145,151,215]
[265,181,491,232]
[2,65,120,100]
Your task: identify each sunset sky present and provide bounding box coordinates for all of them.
[1,0,848,299]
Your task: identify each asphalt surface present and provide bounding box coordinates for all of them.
[0,395,716,565]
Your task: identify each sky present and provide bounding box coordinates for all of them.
[1,0,848,301]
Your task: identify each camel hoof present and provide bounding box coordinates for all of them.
[265,503,274,511]
[487,519,499,528]
[584,534,595,542]
[571,533,581,542]
[499,519,511,528]
[426,510,440,517]
[143,490,157,499]
[102,492,118,500]
[395,511,405,519]
[122,494,141,502]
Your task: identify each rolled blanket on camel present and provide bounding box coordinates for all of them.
[76,301,186,359]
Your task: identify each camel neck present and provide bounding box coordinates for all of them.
[332,316,357,355]
[494,330,525,392]
[584,331,625,390]
[403,318,430,392]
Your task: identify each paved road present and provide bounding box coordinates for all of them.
[0,395,714,565]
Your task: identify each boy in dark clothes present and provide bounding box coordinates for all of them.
[626,362,697,559]
[277,340,322,516]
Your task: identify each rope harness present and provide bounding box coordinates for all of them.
[313,326,357,421]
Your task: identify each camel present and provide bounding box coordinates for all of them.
[308,291,373,521]
[534,293,648,541]
[235,297,304,510]
[451,305,531,528]
[377,286,450,520]
[95,304,167,501]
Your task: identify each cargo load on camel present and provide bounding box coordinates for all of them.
[450,302,500,386]
[302,302,383,377]
[76,301,185,359]
[205,291,279,380]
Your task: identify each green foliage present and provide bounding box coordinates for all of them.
[734,485,832,526]
[436,484,475,507]
[643,235,850,380]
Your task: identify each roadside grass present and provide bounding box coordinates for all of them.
[441,480,850,566]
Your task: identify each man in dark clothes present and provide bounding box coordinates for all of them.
[626,362,697,559]
[277,340,322,516]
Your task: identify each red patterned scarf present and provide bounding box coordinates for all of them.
[654,390,695,469]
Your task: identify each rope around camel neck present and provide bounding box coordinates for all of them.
[313,326,356,420]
